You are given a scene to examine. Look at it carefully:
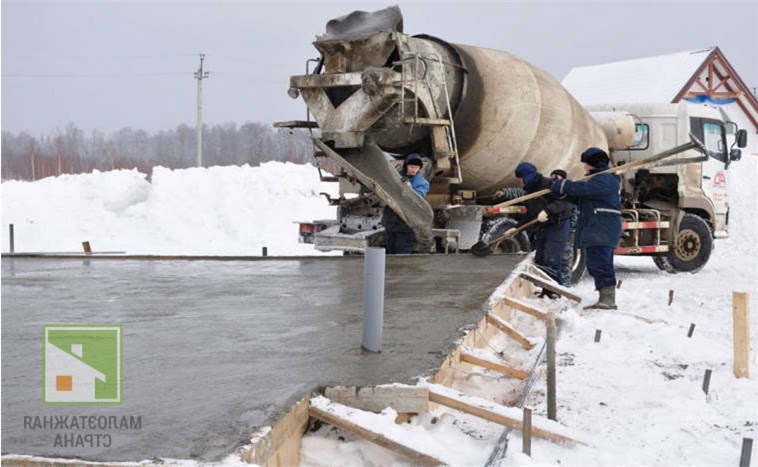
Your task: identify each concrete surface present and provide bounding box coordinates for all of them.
[1,254,522,462]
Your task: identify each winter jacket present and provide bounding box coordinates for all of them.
[382,172,429,232]
[518,174,573,228]
[408,172,430,198]
[551,168,621,248]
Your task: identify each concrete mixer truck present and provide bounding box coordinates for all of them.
[277,6,748,276]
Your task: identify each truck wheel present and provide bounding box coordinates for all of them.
[479,218,531,253]
[657,213,713,273]
[566,248,586,286]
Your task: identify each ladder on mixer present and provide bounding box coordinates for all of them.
[396,52,462,184]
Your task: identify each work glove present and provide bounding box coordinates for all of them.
[504,227,518,237]
[537,210,549,223]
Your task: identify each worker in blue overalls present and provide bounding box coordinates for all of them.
[551,147,621,309]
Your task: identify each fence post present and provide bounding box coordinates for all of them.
[733,292,750,378]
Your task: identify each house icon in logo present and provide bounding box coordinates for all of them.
[43,325,122,405]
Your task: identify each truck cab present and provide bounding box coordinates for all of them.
[588,102,747,272]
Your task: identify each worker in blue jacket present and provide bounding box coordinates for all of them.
[382,153,430,254]
[551,147,621,309]
[505,162,573,289]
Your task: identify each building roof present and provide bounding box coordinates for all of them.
[562,47,758,133]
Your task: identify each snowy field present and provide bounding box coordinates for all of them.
[2,155,757,466]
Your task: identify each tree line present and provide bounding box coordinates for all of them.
[1,122,324,181]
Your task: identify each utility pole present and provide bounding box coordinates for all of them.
[194,53,210,167]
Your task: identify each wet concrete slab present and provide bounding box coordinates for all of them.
[1,254,522,462]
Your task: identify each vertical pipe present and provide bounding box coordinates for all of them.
[362,247,385,352]
[547,311,557,421]
[702,369,712,395]
[9,224,15,253]
[740,438,753,467]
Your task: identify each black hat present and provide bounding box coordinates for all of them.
[550,169,568,179]
[580,147,609,168]
[404,153,423,168]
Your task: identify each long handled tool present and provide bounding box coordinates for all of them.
[489,137,705,212]
[471,136,705,257]
[470,217,542,257]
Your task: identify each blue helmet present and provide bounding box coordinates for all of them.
[514,162,537,178]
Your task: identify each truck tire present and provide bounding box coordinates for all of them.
[566,248,586,286]
[653,213,713,273]
[479,218,531,254]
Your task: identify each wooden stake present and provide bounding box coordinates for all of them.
[668,289,674,306]
[459,349,529,379]
[594,329,602,343]
[82,241,92,255]
[733,292,750,378]
[616,280,623,289]
[502,296,548,322]
[486,314,534,349]
[522,407,532,456]
[687,323,696,338]
[547,311,557,421]
[426,384,584,445]
[519,273,582,302]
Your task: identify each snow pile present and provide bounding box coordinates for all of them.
[1,162,338,256]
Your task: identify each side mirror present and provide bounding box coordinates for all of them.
[730,148,742,162]
[736,129,748,148]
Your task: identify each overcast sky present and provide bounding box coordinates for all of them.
[2,0,757,136]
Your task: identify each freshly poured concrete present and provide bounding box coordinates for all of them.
[1,254,522,462]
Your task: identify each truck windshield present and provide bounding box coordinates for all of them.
[691,117,727,162]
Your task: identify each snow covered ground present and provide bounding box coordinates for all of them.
[2,155,757,466]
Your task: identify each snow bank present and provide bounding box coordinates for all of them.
[1,162,338,255]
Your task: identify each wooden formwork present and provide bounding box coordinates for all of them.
[243,261,584,466]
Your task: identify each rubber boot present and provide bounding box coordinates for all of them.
[584,286,617,310]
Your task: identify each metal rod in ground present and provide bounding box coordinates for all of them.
[702,368,712,395]
[82,241,92,255]
[687,323,696,338]
[594,329,602,343]
[522,407,532,456]
[9,224,14,253]
[361,247,385,352]
[547,311,557,421]
[262,246,268,257]
[740,438,753,467]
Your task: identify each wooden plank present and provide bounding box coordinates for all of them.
[324,384,429,414]
[309,397,445,466]
[501,296,549,321]
[519,272,582,302]
[459,348,529,380]
[486,314,534,349]
[241,397,310,466]
[425,384,586,445]
[733,292,751,378]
